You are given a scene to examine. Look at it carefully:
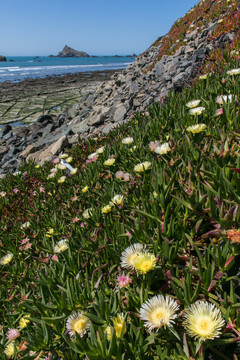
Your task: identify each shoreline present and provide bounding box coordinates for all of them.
[0,69,122,125]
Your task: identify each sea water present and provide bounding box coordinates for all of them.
[0,56,135,82]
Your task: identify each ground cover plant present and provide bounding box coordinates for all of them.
[1,3,240,360]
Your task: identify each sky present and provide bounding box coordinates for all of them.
[0,0,199,56]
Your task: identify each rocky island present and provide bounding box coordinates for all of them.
[0,55,7,62]
[50,45,90,58]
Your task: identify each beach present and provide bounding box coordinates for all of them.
[0,69,122,125]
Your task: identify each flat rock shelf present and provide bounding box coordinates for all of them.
[0,70,121,125]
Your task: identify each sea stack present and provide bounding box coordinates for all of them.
[0,55,7,62]
[57,45,90,58]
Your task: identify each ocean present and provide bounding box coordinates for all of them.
[0,56,135,82]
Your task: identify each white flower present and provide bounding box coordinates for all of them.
[216,94,236,105]
[83,208,92,219]
[189,107,205,115]
[186,100,201,108]
[122,137,134,144]
[183,301,225,342]
[134,161,151,172]
[0,252,14,265]
[186,124,206,134]
[66,312,90,337]
[154,143,171,155]
[226,68,240,76]
[96,146,105,154]
[54,239,68,253]
[88,152,99,160]
[140,295,179,330]
[110,194,124,206]
[120,243,144,270]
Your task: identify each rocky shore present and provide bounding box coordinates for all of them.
[0,2,238,177]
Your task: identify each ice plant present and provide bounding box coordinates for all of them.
[96,146,105,154]
[88,152,99,160]
[101,205,112,214]
[183,301,225,342]
[227,228,240,243]
[140,295,179,330]
[149,141,160,152]
[58,176,66,184]
[110,194,124,206]
[81,186,89,193]
[70,168,78,175]
[54,239,68,253]
[0,252,13,265]
[189,107,205,115]
[155,142,171,155]
[134,161,151,172]
[82,208,92,219]
[46,228,54,237]
[6,329,20,341]
[227,68,240,76]
[104,158,116,166]
[4,342,16,357]
[113,314,126,338]
[19,315,30,328]
[216,94,236,105]
[121,243,144,270]
[122,137,134,144]
[186,99,201,108]
[66,156,72,163]
[66,312,90,337]
[117,273,132,288]
[133,252,157,274]
[186,124,207,134]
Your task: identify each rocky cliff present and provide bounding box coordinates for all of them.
[0,0,239,176]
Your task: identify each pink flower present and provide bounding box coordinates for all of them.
[13,188,19,194]
[117,273,132,288]
[72,217,80,223]
[52,254,59,262]
[21,238,29,244]
[6,328,20,340]
[91,157,98,162]
[72,196,78,201]
[215,108,223,116]
[53,157,60,164]
[115,171,124,179]
[39,187,45,193]
[123,173,131,182]
[86,159,91,163]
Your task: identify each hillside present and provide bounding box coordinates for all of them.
[0,0,240,359]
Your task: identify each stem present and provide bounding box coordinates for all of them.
[209,346,231,360]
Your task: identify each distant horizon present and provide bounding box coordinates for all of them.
[0,0,198,57]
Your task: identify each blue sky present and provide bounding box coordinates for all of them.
[0,0,198,56]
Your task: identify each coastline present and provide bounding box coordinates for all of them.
[0,69,122,125]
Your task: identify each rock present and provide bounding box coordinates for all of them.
[20,144,40,158]
[55,45,89,58]
[0,146,8,158]
[113,105,127,122]
[1,124,12,136]
[0,55,7,62]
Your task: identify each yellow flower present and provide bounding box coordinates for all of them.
[133,252,157,274]
[58,176,66,184]
[199,74,208,80]
[96,146,105,154]
[46,228,54,237]
[134,161,151,173]
[59,153,68,159]
[81,186,89,193]
[88,152,98,160]
[66,312,90,337]
[130,145,137,152]
[120,243,144,270]
[70,168,78,175]
[113,314,126,338]
[101,205,112,214]
[56,163,67,170]
[0,252,13,265]
[35,164,40,168]
[4,342,17,357]
[54,239,68,253]
[21,221,30,230]
[186,124,206,134]
[140,295,179,330]
[66,157,72,163]
[153,191,158,198]
[183,301,225,342]
[105,326,112,340]
[19,315,30,328]
[104,158,115,166]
